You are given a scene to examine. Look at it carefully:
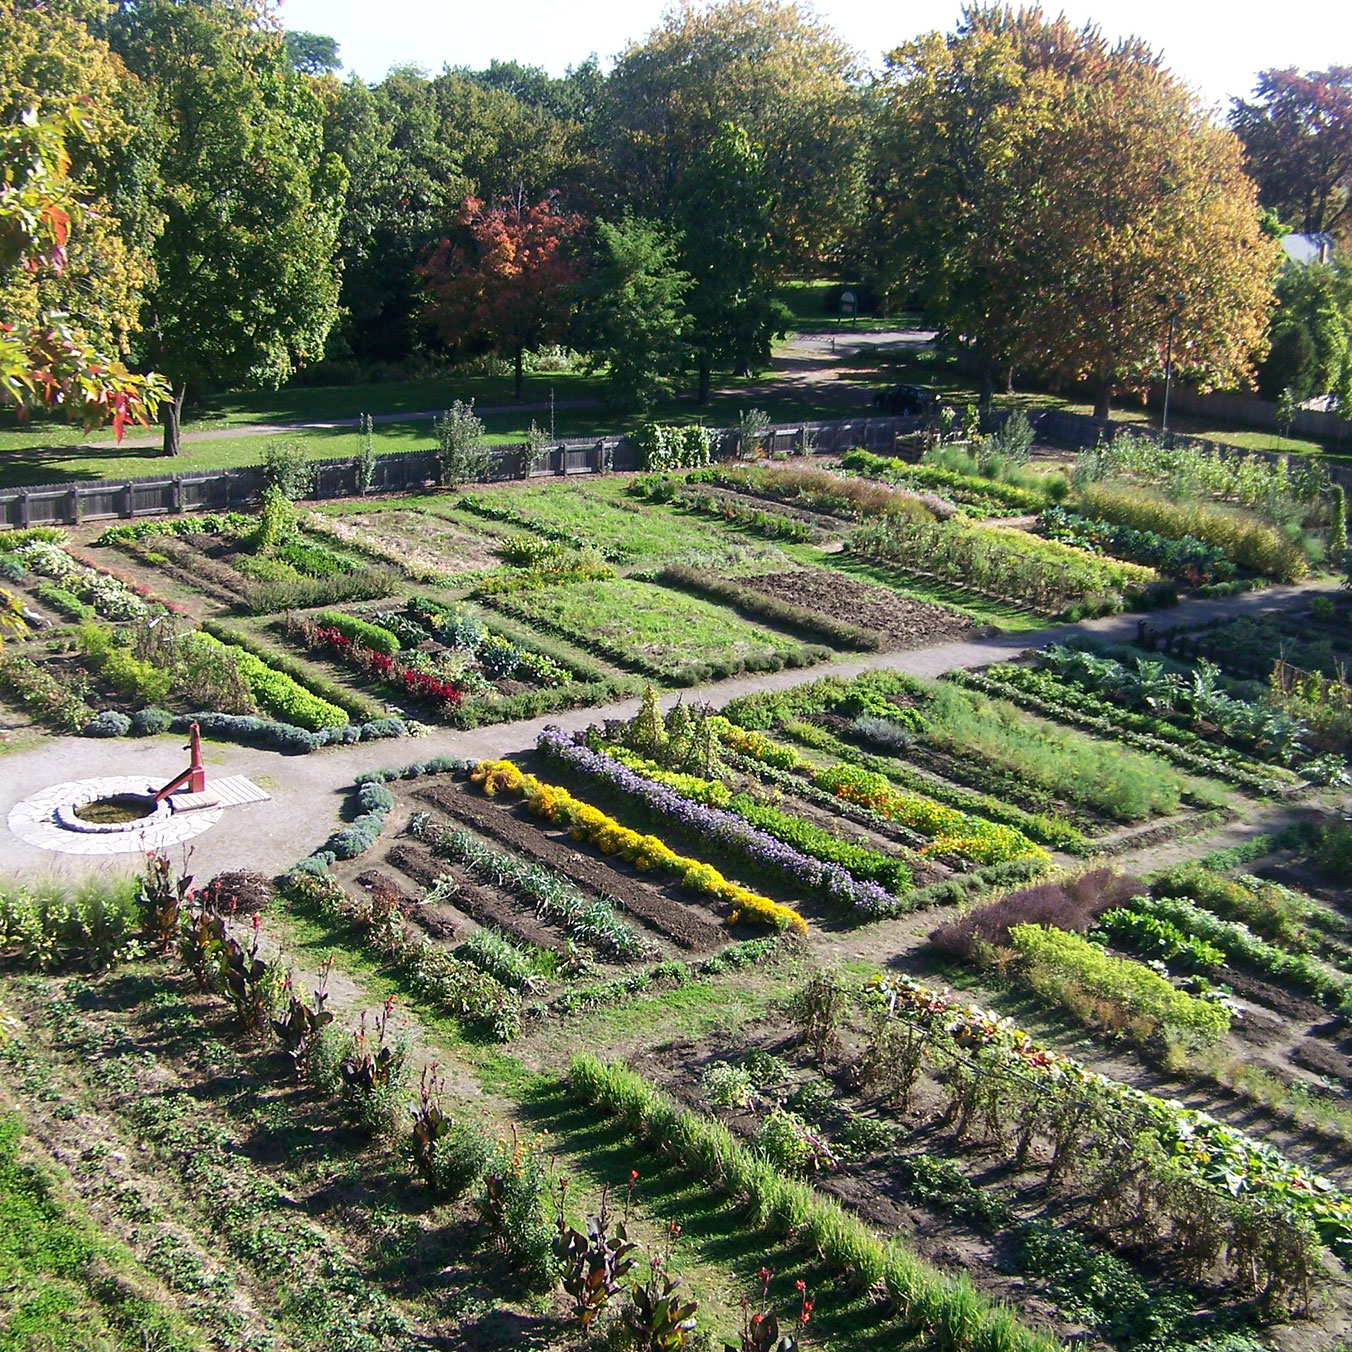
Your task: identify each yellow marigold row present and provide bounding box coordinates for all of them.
[470,759,808,935]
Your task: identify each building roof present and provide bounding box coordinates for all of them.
[1281,232,1337,266]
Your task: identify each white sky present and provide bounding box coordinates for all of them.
[275,0,1350,112]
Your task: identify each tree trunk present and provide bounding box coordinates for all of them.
[161,384,186,456]
[977,354,995,427]
[514,347,524,402]
[697,359,711,405]
[1093,378,1112,422]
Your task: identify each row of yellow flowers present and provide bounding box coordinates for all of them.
[470,759,808,935]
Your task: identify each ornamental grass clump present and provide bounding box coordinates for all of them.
[929,868,1142,961]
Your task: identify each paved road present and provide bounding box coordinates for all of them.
[0,579,1330,886]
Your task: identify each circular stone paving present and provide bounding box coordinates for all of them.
[7,777,224,855]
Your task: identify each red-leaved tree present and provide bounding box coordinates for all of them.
[419,197,586,401]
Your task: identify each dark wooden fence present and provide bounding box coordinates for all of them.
[0,415,920,529]
[4,406,1347,530]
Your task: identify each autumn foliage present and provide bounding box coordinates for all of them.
[419,196,585,399]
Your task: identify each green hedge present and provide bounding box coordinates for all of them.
[312,610,401,655]
[192,631,347,731]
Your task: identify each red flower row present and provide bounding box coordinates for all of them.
[297,621,464,708]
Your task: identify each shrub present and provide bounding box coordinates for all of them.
[929,868,1141,960]
[635,422,715,471]
[313,610,401,655]
[82,709,133,737]
[436,400,491,487]
[176,631,257,714]
[0,655,91,732]
[262,439,315,499]
[131,706,175,736]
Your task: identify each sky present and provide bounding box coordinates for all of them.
[275,0,1350,112]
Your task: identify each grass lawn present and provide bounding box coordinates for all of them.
[490,576,813,683]
[0,377,870,489]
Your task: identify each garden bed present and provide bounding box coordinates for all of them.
[739,568,980,650]
[413,779,729,952]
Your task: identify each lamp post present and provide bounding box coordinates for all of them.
[1158,292,1185,442]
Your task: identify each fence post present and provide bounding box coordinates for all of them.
[17,490,30,528]
[171,476,183,514]
[121,481,135,519]
[67,486,81,526]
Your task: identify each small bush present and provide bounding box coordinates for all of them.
[130,706,175,736]
[83,709,132,738]
[313,610,401,655]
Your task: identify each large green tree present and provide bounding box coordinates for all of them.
[677,123,786,403]
[1260,260,1352,405]
[601,0,867,267]
[576,215,691,409]
[871,6,1276,419]
[111,0,347,454]
[1021,40,1278,417]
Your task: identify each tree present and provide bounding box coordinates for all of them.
[0,0,163,361]
[419,196,585,400]
[284,30,341,76]
[1259,323,1318,402]
[1231,68,1352,241]
[1023,46,1279,418]
[600,0,868,266]
[576,215,691,409]
[1261,259,1352,406]
[111,0,347,454]
[677,123,786,403]
[1,110,166,435]
[868,8,1068,412]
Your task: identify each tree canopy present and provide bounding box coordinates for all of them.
[1232,67,1352,242]
[111,0,347,453]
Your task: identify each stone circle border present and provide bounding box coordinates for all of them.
[7,776,224,855]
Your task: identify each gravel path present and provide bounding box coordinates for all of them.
[0,579,1333,884]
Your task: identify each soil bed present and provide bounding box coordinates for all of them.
[414,780,727,953]
[741,567,979,649]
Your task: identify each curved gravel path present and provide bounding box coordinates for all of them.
[0,580,1333,883]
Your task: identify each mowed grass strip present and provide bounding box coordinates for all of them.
[489,577,822,684]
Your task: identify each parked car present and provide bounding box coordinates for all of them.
[871,384,943,416]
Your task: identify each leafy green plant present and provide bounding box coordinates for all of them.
[435,399,491,487]
[478,1127,555,1291]
[271,959,334,1076]
[408,1063,495,1198]
[335,999,412,1136]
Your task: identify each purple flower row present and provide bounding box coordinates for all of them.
[535,726,901,918]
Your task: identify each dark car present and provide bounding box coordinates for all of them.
[871,384,943,416]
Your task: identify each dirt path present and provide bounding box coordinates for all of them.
[0,579,1338,885]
